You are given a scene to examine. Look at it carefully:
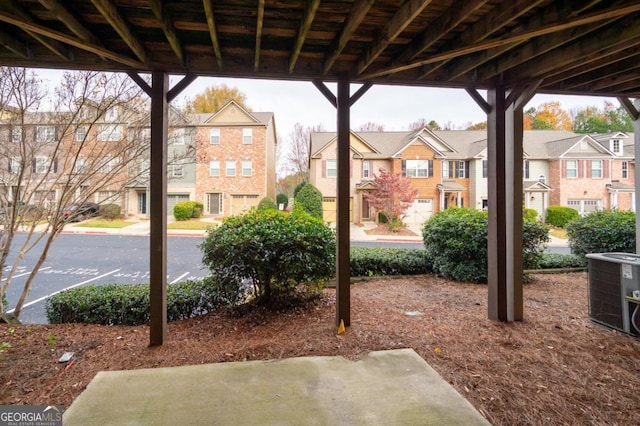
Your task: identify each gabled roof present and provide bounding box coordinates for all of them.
[191,100,273,126]
[523,181,552,191]
[551,134,614,158]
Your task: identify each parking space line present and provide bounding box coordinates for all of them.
[170,272,189,284]
[2,266,52,282]
[7,268,121,313]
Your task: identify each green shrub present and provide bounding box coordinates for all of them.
[294,184,323,219]
[276,193,289,210]
[99,203,121,220]
[45,277,238,325]
[200,209,335,303]
[546,206,579,228]
[566,209,636,256]
[350,247,431,276]
[174,201,195,221]
[538,253,587,269]
[192,201,204,218]
[293,181,307,198]
[257,196,277,211]
[524,208,538,223]
[422,208,549,283]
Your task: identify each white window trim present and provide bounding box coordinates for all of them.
[172,163,184,178]
[362,160,370,178]
[209,160,220,177]
[226,160,236,177]
[210,128,220,144]
[242,160,252,176]
[405,159,430,178]
[326,159,337,178]
[591,160,602,178]
[622,161,628,179]
[566,160,578,178]
[242,128,253,144]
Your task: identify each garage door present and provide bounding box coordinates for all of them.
[322,197,353,222]
[167,194,190,212]
[404,199,433,225]
[230,194,260,215]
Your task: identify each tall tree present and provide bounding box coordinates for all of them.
[0,68,148,317]
[363,168,418,230]
[572,101,633,133]
[407,118,441,131]
[184,84,250,113]
[530,101,573,130]
[357,122,385,132]
[283,122,324,185]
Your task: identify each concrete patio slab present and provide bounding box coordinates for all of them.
[63,348,490,426]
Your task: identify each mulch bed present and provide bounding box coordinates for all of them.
[1,272,639,425]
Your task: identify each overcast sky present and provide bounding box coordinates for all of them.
[36,69,617,141]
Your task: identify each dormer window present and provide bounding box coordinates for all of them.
[105,106,118,122]
[611,139,622,155]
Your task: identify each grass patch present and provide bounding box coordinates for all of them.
[549,228,568,239]
[74,218,133,228]
[167,219,215,230]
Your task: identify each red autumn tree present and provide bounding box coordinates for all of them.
[364,168,418,229]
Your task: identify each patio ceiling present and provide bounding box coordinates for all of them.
[0,1,638,97]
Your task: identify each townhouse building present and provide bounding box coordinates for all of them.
[310,129,636,225]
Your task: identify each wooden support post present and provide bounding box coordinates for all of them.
[149,71,169,346]
[619,97,640,252]
[485,86,524,322]
[336,78,351,327]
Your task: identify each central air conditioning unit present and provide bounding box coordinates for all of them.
[586,253,640,336]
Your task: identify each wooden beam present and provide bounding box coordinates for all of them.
[149,0,185,67]
[466,88,491,114]
[312,80,336,107]
[127,71,151,96]
[396,0,489,64]
[90,0,148,64]
[357,0,433,75]
[289,0,321,73]
[349,82,372,107]
[588,66,640,92]
[202,0,222,69]
[3,0,69,60]
[419,0,544,79]
[363,2,640,79]
[149,71,169,346]
[38,0,101,46]
[168,73,197,103]
[0,12,145,68]
[254,0,265,72]
[0,30,30,59]
[618,96,640,121]
[322,0,375,75]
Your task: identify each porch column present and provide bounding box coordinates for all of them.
[336,78,351,327]
[149,71,169,346]
[618,97,640,251]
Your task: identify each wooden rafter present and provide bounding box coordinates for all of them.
[394,0,489,66]
[362,2,640,79]
[3,0,69,60]
[38,0,101,46]
[0,30,29,59]
[357,0,433,75]
[90,0,148,64]
[418,0,545,80]
[506,16,640,83]
[589,63,640,91]
[0,12,145,68]
[289,0,321,73]
[149,0,185,67]
[322,0,375,75]
[254,0,265,72]
[202,0,222,69]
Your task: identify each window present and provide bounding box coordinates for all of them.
[209,160,220,176]
[226,160,236,176]
[99,124,122,141]
[11,127,21,143]
[172,128,185,145]
[524,160,530,179]
[242,128,252,144]
[36,126,55,142]
[210,128,220,144]
[100,157,120,173]
[538,174,546,184]
[363,160,370,178]
[622,161,629,179]
[242,160,252,176]
[326,159,337,177]
[441,160,467,178]
[75,125,89,142]
[10,157,21,174]
[456,161,467,178]
[33,157,53,173]
[442,161,449,178]
[172,163,184,178]
[611,139,622,155]
[105,106,118,121]
[403,159,433,177]
[591,160,602,178]
[565,160,578,178]
[74,158,87,173]
[482,160,488,178]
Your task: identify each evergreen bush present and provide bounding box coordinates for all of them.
[174,201,195,220]
[566,209,636,256]
[546,206,579,227]
[276,193,289,210]
[293,181,307,198]
[294,183,323,219]
[350,247,431,276]
[257,196,277,211]
[99,203,121,220]
[200,209,335,303]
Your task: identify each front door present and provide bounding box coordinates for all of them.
[208,193,222,215]
[138,192,147,214]
[362,196,371,220]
